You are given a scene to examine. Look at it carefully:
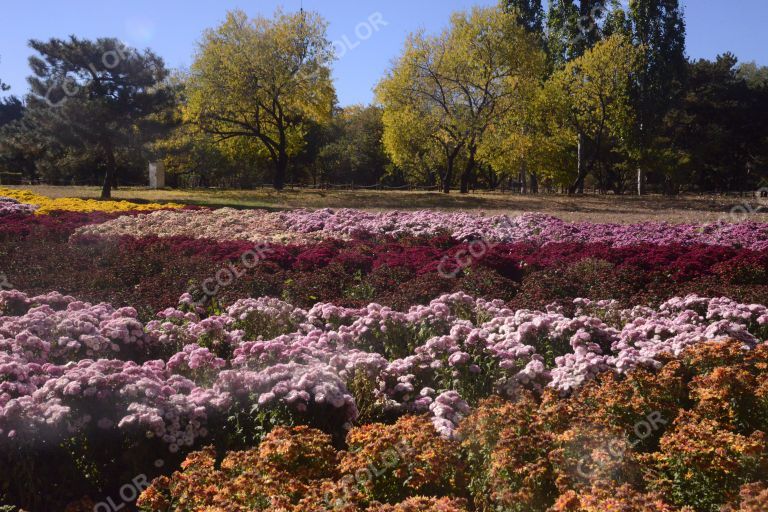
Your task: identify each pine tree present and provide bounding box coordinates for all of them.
[502,0,545,33]
[547,0,609,67]
[24,37,170,198]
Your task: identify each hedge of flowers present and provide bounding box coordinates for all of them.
[3,210,768,317]
[0,187,182,215]
[76,207,768,250]
[1,287,767,509]
[132,340,768,512]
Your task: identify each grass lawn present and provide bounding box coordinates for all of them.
[5,184,768,223]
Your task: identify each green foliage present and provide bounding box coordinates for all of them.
[502,0,546,34]
[221,402,297,450]
[546,0,612,67]
[662,54,768,193]
[4,37,171,197]
[619,0,687,191]
[738,61,768,88]
[317,105,391,186]
[0,96,28,183]
[0,97,23,129]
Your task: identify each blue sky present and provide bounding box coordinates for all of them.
[1,0,767,106]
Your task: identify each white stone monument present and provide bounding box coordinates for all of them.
[149,162,165,189]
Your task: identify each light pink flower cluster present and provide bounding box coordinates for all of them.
[74,208,329,245]
[216,362,357,422]
[0,355,232,451]
[430,391,471,439]
[0,291,149,363]
[0,196,37,216]
[74,208,768,250]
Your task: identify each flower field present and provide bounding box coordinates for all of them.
[1,189,768,511]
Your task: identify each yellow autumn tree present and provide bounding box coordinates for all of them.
[539,35,644,193]
[376,5,545,193]
[184,9,336,190]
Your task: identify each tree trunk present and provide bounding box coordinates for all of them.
[101,141,116,199]
[487,165,499,190]
[442,176,451,193]
[530,171,539,194]
[520,161,528,194]
[569,132,587,194]
[273,125,288,191]
[637,167,646,195]
[273,151,288,191]
[442,157,455,194]
[460,147,476,194]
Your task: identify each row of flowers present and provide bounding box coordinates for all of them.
[132,340,768,512]
[3,210,768,317]
[4,187,768,254]
[1,288,767,508]
[75,207,768,250]
[0,187,182,215]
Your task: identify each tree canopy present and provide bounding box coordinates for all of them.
[539,35,643,192]
[184,9,336,190]
[0,3,766,195]
[317,105,390,186]
[5,37,171,197]
[377,5,545,193]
